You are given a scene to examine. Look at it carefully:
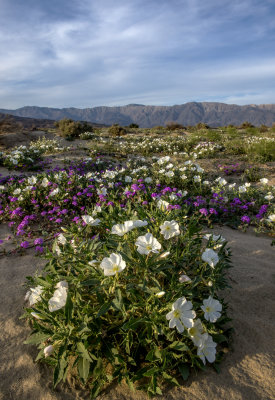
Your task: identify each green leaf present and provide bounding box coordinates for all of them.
[80,279,100,286]
[96,301,112,318]
[162,372,180,386]
[143,367,159,377]
[65,292,73,324]
[178,364,189,380]
[77,357,90,382]
[24,332,50,345]
[122,317,149,331]
[77,342,93,362]
[53,351,68,387]
[169,341,189,351]
[213,334,228,343]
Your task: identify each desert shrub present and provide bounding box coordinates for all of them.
[56,119,93,139]
[259,125,269,133]
[240,121,254,129]
[196,123,210,130]
[242,166,262,182]
[128,123,139,128]
[245,140,275,162]
[205,130,222,143]
[108,124,127,136]
[166,122,185,131]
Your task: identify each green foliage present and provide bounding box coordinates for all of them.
[128,123,139,128]
[108,124,127,136]
[55,119,93,139]
[166,122,185,131]
[242,166,262,182]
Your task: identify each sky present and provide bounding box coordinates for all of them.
[0,0,275,109]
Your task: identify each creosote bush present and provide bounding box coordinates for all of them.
[108,124,127,136]
[55,119,93,139]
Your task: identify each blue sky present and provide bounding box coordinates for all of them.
[0,0,275,108]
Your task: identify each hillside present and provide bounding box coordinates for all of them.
[0,102,275,128]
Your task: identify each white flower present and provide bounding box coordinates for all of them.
[55,281,68,289]
[135,233,161,255]
[50,188,59,196]
[25,285,43,306]
[193,175,201,183]
[92,205,102,215]
[111,221,134,236]
[202,248,219,268]
[201,296,222,322]
[57,233,67,245]
[160,220,180,239]
[264,193,274,201]
[188,319,205,346]
[238,185,247,193]
[82,215,101,226]
[44,345,54,358]
[179,274,191,283]
[203,180,210,185]
[145,177,152,183]
[197,334,217,364]
[165,170,174,178]
[97,187,107,196]
[100,253,126,276]
[125,176,132,183]
[28,176,37,185]
[157,199,170,210]
[160,251,170,258]
[41,177,49,187]
[260,178,268,185]
[267,214,275,223]
[166,297,196,333]
[133,220,148,228]
[48,286,68,312]
[13,188,21,195]
[155,291,165,298]
[181,174,187,180]
[203,233,225,242]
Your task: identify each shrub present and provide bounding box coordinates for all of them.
[55,119,93,139]
[108,124,127,136]
[166,122,185,131]
[128,123,139,128]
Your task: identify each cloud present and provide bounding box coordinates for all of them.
[0,0,275,108]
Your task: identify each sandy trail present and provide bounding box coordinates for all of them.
[0,226,274,400]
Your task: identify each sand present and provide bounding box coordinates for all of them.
[0,226,274,400]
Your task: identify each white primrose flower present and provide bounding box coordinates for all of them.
[159,220,180,239]
[82,215,101,226]
[133,220,148,228]
[41,177,49,187]
[202,248,219,268]
[27,176,37,185]
[260,178,269,185]
[201,296,222,322]
[57,233,67,245]
[44,345,54,358]
[48,286,68,312]
[135,233,161,255]
[193,175,201,183]
[13,188,21,195]
[100,253,126,276]
[55,281,68,289]
[238,185,247,193]
[267,214,275,223]
[25,285,43,306]
[145,177,152,183]
[155,291,165,298]
[166,297,196,333]
[50,188,59,196]
[165,170,174,178]
[188,319,205,346]
[179,274,191,283]
[157,199,170,211]
[181,174,187,180]
[111,221,134,236]
[197,334,217,364]
[97,187,107,196]
[264,193,274,201]
[125,176,132,183]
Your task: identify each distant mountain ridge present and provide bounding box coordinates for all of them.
[0,102,275,128]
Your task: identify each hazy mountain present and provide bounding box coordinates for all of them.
[0,102,275,128]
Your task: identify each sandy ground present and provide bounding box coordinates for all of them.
[0,226,274,400]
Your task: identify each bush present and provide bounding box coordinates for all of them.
[108,124,127,136]
[55,119,93,139]
[166,122,185,131]
[128,123,139,128]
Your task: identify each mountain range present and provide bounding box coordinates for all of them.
[1,102,275,128]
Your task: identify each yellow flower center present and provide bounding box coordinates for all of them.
[173,310,180,318]
[206,306,211,312]
[189,327,196,336]
[112,265,119,272]
[146,245,152,251]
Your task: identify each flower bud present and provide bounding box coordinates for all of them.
[44,345,54,358]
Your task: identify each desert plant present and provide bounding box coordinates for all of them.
[108,124,127,136]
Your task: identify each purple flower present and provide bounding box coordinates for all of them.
[35,246,44,253]
[199,208,208,216]
[241,215,250,224]
[20,241,29,249]
[34,238,43,245]
[209,208,218,215]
